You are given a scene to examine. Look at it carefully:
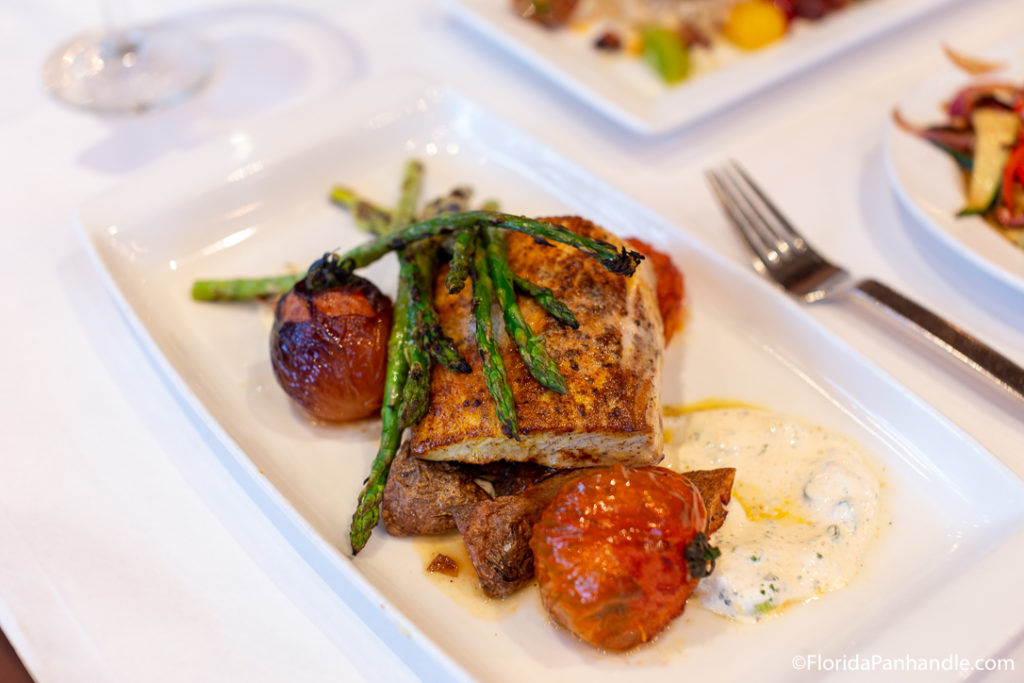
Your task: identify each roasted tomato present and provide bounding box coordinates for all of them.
[531,465,708,651]
[270,275,392,421]
[625,238,685,343]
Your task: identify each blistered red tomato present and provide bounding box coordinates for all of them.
[270,275,392,421]
[531,465,708,651]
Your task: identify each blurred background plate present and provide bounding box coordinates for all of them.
[442,0,966,134]
[885,39,1024,294]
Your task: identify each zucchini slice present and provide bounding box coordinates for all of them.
[963,108,1020,213]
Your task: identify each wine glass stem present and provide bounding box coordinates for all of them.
[41,0,215,114]
[101,0,132,32]
[99,0,142,61]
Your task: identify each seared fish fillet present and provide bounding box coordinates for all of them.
[408,216,664,468]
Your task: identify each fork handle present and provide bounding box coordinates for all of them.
[851,279,1024,401]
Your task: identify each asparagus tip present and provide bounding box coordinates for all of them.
[349,505,377,555]
[545,375,569,395]
[605,245,646,276]
[500,422,521,440]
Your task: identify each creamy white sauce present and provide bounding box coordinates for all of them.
[662,408,882,622]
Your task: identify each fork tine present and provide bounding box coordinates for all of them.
[706,168,779,266]
[716,164,795,259]
[727,160,806,251]
[710,162,850,302]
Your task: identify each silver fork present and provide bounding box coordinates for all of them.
[706,160,1024,403]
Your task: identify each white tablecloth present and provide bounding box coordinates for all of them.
[3,0,1024,680]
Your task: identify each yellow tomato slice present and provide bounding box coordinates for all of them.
[723,1,788,51]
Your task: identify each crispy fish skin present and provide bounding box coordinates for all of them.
[409,216,664,467]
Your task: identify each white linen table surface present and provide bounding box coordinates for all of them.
[2,0,1024,681]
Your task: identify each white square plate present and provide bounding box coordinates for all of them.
[443,0,965,134]
[79,75,1024,681]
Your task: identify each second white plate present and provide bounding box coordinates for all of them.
[885,41,1024,294]
[444,0,966,134]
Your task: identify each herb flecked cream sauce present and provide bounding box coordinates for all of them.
[662,407,883,622]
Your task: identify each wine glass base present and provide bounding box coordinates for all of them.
[42,23,215,115]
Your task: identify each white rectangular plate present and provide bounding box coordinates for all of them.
[79,76,1024,681]
[443,0,965,134]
